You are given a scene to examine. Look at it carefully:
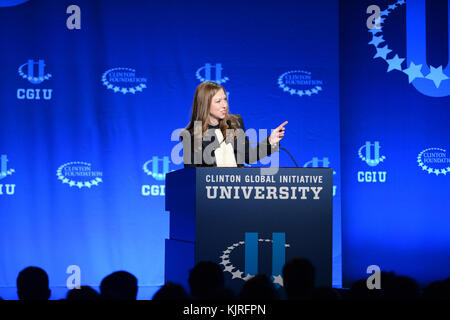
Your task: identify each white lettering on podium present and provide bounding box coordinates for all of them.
[205,185,323,200]
[310,187,323,199]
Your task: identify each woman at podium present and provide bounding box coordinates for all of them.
[181,81,287,167]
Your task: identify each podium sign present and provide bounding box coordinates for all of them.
[165,167,333,292]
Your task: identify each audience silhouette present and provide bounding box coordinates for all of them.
[239,274,278,301]
[3,258,450,301]
[152,281,190,300]
[188,261,234,300]
[350,279,384,300]
[379,271,420,300]
[100,271,138,300]
[16,266,51,300]
[66,286,101,301]
[282,257,315,300]
[311,286,342,300]
[422,278,450,300]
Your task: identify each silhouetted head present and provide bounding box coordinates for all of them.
[350,279,383,300]
[66,286,101,301]
[380,271,419,300]
[100,271,138,300]
[152,281,191,300]
[239,274,278,301]
[188,261,225,299]
[311,286,342,300]
[282,257,315,300]
[17,266,51,300]
[422,278,450,300]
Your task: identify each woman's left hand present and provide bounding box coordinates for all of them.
[269,121,288,145]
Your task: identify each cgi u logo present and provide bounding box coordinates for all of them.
[303,157,336,196]
[245,232,286,285]
[143,156,172,181]
[18,60,52,85]
[0,155,8,179]
[304,157,330,168]
[0,155,14,179]
[358,141,386,167]
[196,63,230,84]
[407,0,450,97]
[0,155,16,195]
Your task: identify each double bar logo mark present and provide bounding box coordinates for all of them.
[220,232,288,286]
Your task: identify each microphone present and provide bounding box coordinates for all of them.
[248,139,299,168]
[278,146,299,168]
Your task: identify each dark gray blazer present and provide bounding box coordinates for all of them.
[182,114,279,167]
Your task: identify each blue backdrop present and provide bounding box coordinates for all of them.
[4,0,449,300]
[340,0,450,287]
[0,0,341,299]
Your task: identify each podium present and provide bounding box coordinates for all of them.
[165,167,333,292]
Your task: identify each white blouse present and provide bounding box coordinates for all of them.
[213,129,237,167]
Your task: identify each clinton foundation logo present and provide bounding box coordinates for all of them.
[141,156,175,197]
[367,0,450,97]
[278,70,323,97]
[0,155,16,196]
[219,232,289,286]
[417,148,450,176]
[102,67,147,94]
[17,59,53,100]
[56,162,103,189]
[357,141,387,183]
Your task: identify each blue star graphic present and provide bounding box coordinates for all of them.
[403,62,423,83]
[369,35,384,47]
[388,4,397,10]
[386,54,404,72]
[369,26,383,35]
[397,0,405,5]
[374,45,392,60]
[425,65,449,88]
[380,9,390,16]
